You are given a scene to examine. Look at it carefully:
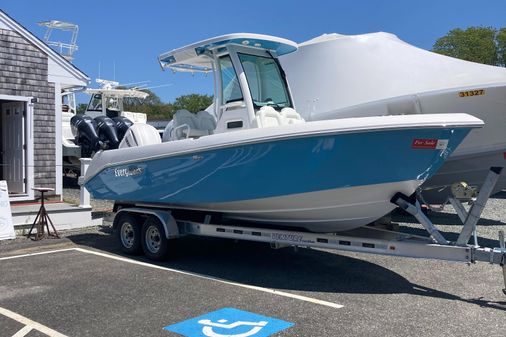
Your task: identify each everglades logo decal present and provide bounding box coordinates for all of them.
[114,166,144,178]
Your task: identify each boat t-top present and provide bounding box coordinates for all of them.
[84,79,149,123]
[83,33,483,232]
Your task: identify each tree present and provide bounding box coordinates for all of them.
[122,88,162,107]
[76,103,87,114]
[105,90,213,120]
[497,28,506,66]
[172,94,213,113]
[432,26,501,66]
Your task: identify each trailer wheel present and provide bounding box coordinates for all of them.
[116,213,142,255]
[141,216,169,261]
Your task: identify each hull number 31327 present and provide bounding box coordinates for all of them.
[459,89,485,97]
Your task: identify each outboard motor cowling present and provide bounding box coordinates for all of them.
[94,116,120,150]
[70,115,102,158]
[119,123,161,148]
[112,116,134,141]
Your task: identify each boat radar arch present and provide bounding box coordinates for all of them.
[158,33,298,73]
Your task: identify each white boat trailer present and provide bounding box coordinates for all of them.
[110,167,506,295]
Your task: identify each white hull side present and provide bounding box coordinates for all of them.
[308,84,506,159]
[186,180,422,232]
[422,150,506,204]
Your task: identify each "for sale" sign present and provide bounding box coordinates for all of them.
[412,139,448,150]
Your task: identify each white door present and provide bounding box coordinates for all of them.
[1,102,25,194]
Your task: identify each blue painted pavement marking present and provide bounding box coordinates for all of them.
[164,307,294,337]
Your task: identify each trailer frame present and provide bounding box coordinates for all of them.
[108,167,506,294]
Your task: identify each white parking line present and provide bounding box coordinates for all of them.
[74,247,344,309]
[0,248,76,261]
[0,247,344,309]
[0,306,68,337]
[12,325,32,337]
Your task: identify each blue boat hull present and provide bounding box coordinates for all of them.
[84,126,469,230]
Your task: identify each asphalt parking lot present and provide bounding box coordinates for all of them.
[1,214,505,337]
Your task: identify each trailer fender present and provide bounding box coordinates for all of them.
[114,208,179,239]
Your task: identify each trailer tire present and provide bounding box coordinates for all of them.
[116,213,142,255]
[141,216,169,261]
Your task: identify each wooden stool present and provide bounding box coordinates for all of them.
[26,187,60,240]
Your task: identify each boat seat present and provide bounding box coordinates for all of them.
[252,106,284,128]
[163,109,217,141]
[196,110,217,134]
[280,107,305,124]
[119,123,161,148]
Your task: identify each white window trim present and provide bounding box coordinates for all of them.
[0,94,34,202]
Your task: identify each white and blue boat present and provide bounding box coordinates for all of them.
[83,34,483,232]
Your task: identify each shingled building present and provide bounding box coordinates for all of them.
[0,10,89,203]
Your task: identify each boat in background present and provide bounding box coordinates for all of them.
[84,79,148,123]
[62,79,150,173]
[281,32,506,204]
[42,19,150,174]
[83,33,483,232]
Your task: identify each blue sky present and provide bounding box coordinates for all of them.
[2,0,506,104]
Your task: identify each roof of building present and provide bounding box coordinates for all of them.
[0,9,89,84]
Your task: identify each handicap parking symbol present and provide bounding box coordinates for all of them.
[164,307,294,337]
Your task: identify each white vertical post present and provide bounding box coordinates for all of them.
[54,82,63,200]
[79,158,92,208]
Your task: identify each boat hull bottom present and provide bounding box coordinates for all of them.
[169,180,423,233]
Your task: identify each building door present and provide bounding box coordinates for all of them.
[1,102,25,194]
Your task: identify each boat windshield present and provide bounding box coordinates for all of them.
[86,93,123,112]
[219,55,243,104]
[238,53,291,109]
[87,94,102,112]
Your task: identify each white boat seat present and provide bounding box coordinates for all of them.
[196,110,217,134]
[280,107,305,124]
[252,106,283,128]
[164,109,217,140]
[119,123,161,148]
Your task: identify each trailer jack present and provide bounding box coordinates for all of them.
[392,168,506,296]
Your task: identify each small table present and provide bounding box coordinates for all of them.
[26,187,60,240]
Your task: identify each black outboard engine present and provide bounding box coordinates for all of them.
[70,115,102,158]
[112,116,134,141]
[94,116,120,150]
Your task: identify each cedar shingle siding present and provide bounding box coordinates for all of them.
[0,28,56,194]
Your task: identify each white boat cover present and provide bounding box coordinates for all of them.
[281,32,506,118]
